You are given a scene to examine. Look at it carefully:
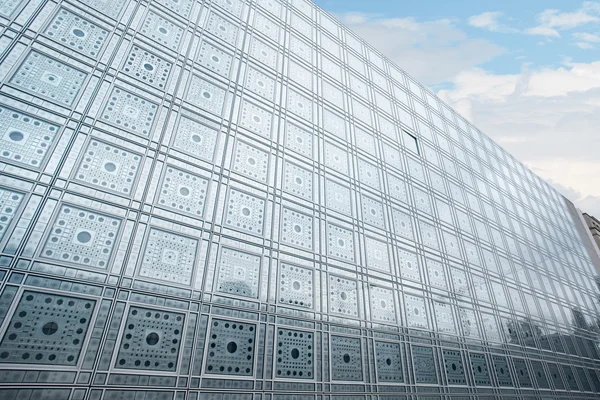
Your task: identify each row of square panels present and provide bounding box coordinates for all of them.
[0,289,598,391]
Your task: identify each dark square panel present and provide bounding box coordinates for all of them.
[412,346,437,384]
[205,319,257,376]
[275,328,313,379]
[375,341,403,383]
[442,349,466,385]
[331,335,362,381]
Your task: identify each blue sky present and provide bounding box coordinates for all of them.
[314,0,600,217]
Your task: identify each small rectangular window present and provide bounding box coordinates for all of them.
[404,131,419,155]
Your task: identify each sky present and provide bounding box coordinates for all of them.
[314,0,600,218]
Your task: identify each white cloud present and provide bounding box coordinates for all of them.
[335,13,504,85]
[573,32,600,41]
[525,26,561,37]
[437,62,600,215]
[575,41,595,48]
[526,2,600,37]
[468,11,517,33]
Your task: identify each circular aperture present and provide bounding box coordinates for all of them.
[211,55,220,63]
[291,348,300,359]
[343,354,350,363]
[452,363,457,371]
[158,27,168,34]
[337,239,345,247]
[76,231,92,243]
[72,28,85,37]
[242,207,251,217]
[143,63,154,71]
[294,224,302,233]
[340,291,347,300]
[8,131,24,142]
[104,162,117,172]
[227,341,237,353]
[179,187,190,196]
[247,157,256,166]
[146,332,160,345]
[292,281,301,290]
[386,358,392,366]
[42,321,58,335]
[192,134,202,143]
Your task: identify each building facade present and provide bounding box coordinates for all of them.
[583,213,600,254]
[0,0,599,399]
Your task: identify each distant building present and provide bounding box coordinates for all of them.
[584,213,600,252]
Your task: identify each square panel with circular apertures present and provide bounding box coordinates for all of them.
[450,268,469,297]
[275,328,314,379]
[41,204,121,269]
[322,80,344,109]
[458,308,479,338]
[412,346,437,384]
[78,0,126,19]
[398,249,419,282]
[471,275,491,303]
[349,73,369,100]
[74,139,141,195]
[530,360,550,389]
[289,61,312,91]
[442,349,466,385]
[245,67,275,101]
[289,34,312,63]
[492,355,513,387]
[328,275,358,317]
[10,50,87,106]
[470,352,491,386]
[290,12,312,39]
[205,11,238,45]
[357,159,380,191]
[285,122,312,158]
[375,341,403,382]
[351,98,371,125]
[278,263,314,309]
[232,140,269,183]
[331,336,362,381]
[157,166,208,217]
[0,290,95,366]
[138,228,198,285]
[249,37,277,70]
[0,188,23,241]
[205,319,256,376]
[325,179,352,215]
[365,237,390,272]
[370,286,396,323]
[419,220,440,250]
[283,161,313,201]
[156,0,192,18]
[327,223,354,262]
[382,144,403,172]
[361,195,385,229]
[548,363,565,390]
[324,142,349,175]
[323,109,346,140]
[442,231,462,259]
[0,0,22,17]
[391,208,413,240]
[256,0,281,17]
[45,8,108,58]
[101,87,158,136]
[116,306,185,371]
[426,259,447,290]
[254,12,281,40]
[216,247,260,298]
[513,358,533,388]
[407,158,426,183]
[140,10,184,52]
[404,294,428,329]
[122,45,172,90]
[0,106,59,168]
[186,75,226,116]
[239,100,273,139]
[287,89,313,122]
[434,301,456,334]
[281,208,313,251]
[212,0,243,19]
[197,40,233,78]
[412,187,432,215]
[224,188,265,236]
[172,115,218,161]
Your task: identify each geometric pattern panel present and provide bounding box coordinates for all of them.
[404,293,429,329]
[101,87,158,136]
[138,228,198,285]
[412,346,437,384]
[74,139,142,195]
[140,11,184,52]
[325,179,352,215]
[328,275,358,318]
[205,319,256,376]
[331,336,362,381]
[0,187,23,241]
[122,45,172,90]
[216,247,261,298]
[278,263,314,309]
[469,352,491,386]
[41,204,121,269]
[116,306,185,371]
[369,286,396,324]
[513,358,533,388]
[45,8,108,58]
[157,166,208,217]
[327,223,354,262]
[0,106,59,168]
[233,140,269,183]
[10,51,87,106]
[197,40,234,78]
[224,188,265,236]
[275,328,313,379]
[375,341,403,383]
[365,237,390,272]
[0,291,95,365]
[283,161,313,201]
[530,360,550,389]
[172,116,219,161]
[442,349,466,385]
[492,355,514,387]
[281,208,313,251]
